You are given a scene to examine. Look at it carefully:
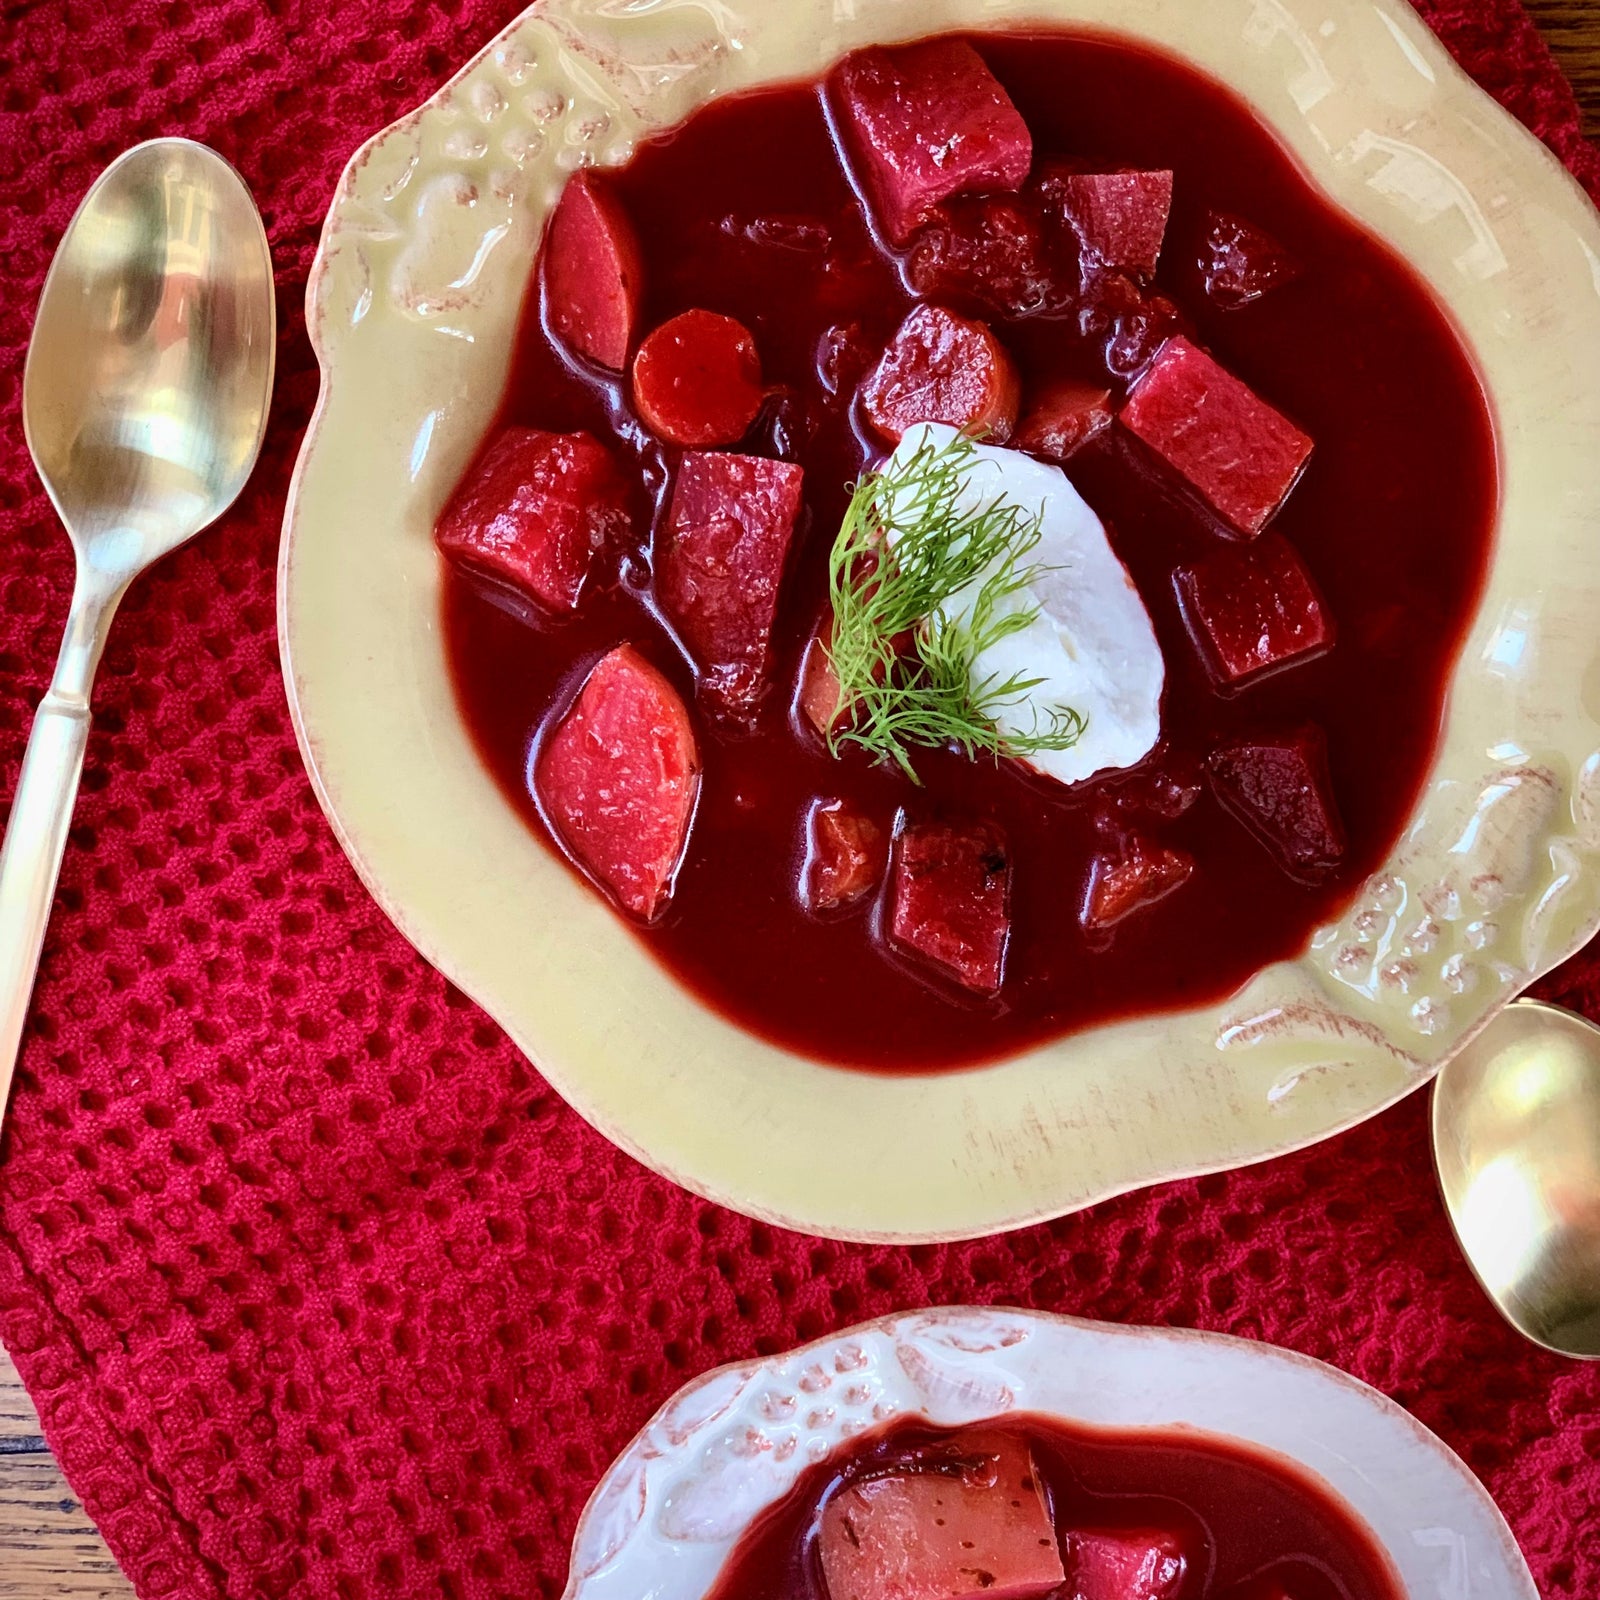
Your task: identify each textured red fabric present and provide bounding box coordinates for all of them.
[0,4,1597,1597]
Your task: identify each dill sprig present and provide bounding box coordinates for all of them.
[824,431,1088,782]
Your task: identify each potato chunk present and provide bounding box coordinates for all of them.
[535,647,699,920]
[819,1432,1064,1600]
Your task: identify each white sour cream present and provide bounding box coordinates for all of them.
[884,423,1164,785]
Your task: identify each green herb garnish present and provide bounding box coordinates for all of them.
[825,431,1087,782]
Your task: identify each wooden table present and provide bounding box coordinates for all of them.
[2,7,1598,1595]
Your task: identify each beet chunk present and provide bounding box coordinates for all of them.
[1063,1527,1188,1600]
[1121,337,1313,536]
[832,39,1033,246]
[435,427,631,613]
[543,170,643,370]
[1036,165,1174,276]
[1175,534,1334,688]
[906,193,1068,317]
[1200,209,1303,309]
[803,799,886,913]
[658,452,804,714]
[1013,378,1114,462]
[631,309,765,447]
[888,819,1011,996]
[1083,834,1195,931]
[818,1432,1064,1600]
[1209,726,1346,880]
[534,647,700,920]
[862,304,1020,444]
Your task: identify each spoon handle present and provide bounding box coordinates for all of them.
[0,577,119,1120]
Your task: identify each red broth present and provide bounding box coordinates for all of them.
[443,31,1497,1070]
[700,1415,1404,1600]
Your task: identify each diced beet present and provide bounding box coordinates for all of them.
[658,452,805,714]
[1121,337,1314,536]
[803,799,886,913]
[862,304,1020,444]
[819,1432,1064,1600]
[1209,725,1345,880]
[1063,1527,1188,1600]
[631,309,765,447]
[1083,834,1194,931]
[832,39,1033,246]
[1014,378,1113,462]
[1035,164,1174,276]
[543,171,644,370]
[888,819,1011,997]
[1200,210,1303,309]
[906,193,1069,317]
[1174,534,1334,688]
[435,427,631,613]
[534,647,700,920]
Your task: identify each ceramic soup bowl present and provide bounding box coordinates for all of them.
[282,0,1600,1240]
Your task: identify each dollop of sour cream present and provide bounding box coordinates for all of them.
[885,423,1165,785]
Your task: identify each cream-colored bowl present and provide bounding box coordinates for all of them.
[281,0,1600,1242]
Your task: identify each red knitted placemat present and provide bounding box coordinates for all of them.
[0,3,1596,1597]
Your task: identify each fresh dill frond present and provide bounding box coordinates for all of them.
[824,431,1088,782]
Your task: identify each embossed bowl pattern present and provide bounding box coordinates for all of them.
[281,0,1600,1240]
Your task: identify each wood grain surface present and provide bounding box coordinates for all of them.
[1530,0,1600,133]
[0,6,1596,1595]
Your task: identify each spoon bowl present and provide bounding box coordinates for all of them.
[0,139,274,1118]
[23,139,274,568]
[1433,998,1600,1359]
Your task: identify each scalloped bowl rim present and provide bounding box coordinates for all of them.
[279,0,1600,1241]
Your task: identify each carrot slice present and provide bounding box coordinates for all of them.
[632,310,765,447]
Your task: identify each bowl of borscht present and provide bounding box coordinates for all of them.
[558,1306,1538,1599]
[281,0,1600,1240]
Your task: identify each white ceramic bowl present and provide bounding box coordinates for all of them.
[281,0,1600,1240]
[560,1305,1536,1599]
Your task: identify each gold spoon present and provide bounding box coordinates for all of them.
[0,140,275,1120]
[1433,997,1600,1359]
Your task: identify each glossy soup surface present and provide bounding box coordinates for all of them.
[443,31,1497,1070]
[701,1415,1403,1600]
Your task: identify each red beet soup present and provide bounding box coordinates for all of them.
[702,1416,1402,1600]
[440,30,1497,1070]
